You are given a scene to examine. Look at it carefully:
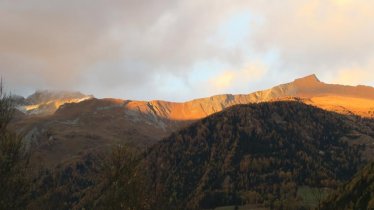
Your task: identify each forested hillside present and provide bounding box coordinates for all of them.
[321,162,374,210]
[143,102,373,209]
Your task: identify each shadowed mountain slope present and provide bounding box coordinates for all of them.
[143,101,374,209]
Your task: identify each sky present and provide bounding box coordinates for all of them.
[1,0,373,101]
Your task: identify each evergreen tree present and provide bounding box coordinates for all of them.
[0,80,31,209]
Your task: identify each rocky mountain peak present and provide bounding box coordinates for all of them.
[293,74,321,85]
[26,90,91,105]
[17,90,93,115]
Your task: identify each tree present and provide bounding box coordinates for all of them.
[95,145,149,210]
[0,81,14,133]
[0,80,31,209]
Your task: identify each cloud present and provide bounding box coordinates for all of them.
[0,0,373,100]
[335,69,372,86]
[250,0,374,75]
[0,0,248,97]
[212,72,235,89]
[210,61,267,92]
[333,58,374,85]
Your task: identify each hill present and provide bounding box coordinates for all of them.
[143,101,374,209]
[11,98,180,167]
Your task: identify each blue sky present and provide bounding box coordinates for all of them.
[1,0,373,101]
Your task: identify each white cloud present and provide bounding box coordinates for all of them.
[0,0,246,97]
[333,58,374,85]
[250,0,374,76]
[210,61,267,92]
[0,0,373,100]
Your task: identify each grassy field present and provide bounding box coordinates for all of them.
[297,186,331,208]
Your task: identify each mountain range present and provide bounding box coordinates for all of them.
[26,101,374,210]
[16,74,374,118]
[5,74,374,209]
[10,74,374,167]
